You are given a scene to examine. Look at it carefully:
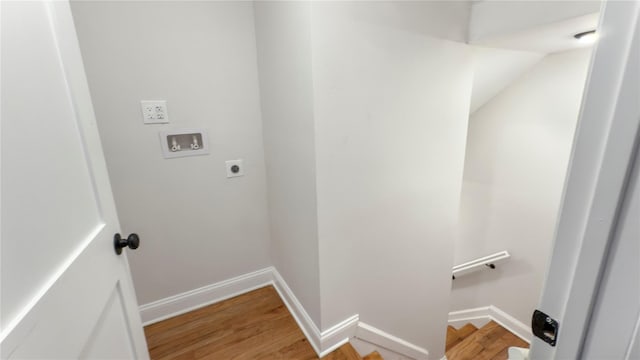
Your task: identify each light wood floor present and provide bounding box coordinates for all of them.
[144,285,364,360]
[445,321,529,360]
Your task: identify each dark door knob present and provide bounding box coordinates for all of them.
[114,233,140,255]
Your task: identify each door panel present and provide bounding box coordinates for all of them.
[2,235,135,359]
[1,0,102,328]
[1,1,148,358]
[80,286,138,359]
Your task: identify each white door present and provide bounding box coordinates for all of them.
[1,1,149,358]
[530,1,640,359]
[581,141,640,359]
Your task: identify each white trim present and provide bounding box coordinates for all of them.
[319,314,360,357]
[270,268,322,354]
[138,267,360,358]
[355,322,429,360]
[139,267,428,358]
[270,268,360,357]
[447,306,532,343]
[139,267,273,325]
[489,306,532,343]
[447,306,492,330]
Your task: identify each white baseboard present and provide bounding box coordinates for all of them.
[448,305,532,343]
[270,268,359,357]
[139,267,273,326]
[448,306,493,330]
[270,268,322,354]
[351,338,414,360]
[355,322,429,360]
[138,266,359,357]
[319,314,360,356]
[488,306,532,343]
[138,267,427,358]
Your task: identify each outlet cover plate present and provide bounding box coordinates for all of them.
[226,159,244,178]
[141,100,169,124]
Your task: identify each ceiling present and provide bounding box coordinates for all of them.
[467,2,601,114]
[470,12,600,54]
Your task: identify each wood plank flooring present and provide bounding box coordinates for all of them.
[144,286,316,359]
[144,285,361,360]
[446,323,478,352]
[146,282,526,360]
[361,351,383,360]
[323,343,362,360]
[445,321,529,360]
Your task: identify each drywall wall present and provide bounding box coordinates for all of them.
[310,3,473,357]
[253,1,322,326]
[470,47,544,113]
[70,1,271,305]
[314,1,471,43]
[72,1,474,356]
[450,49,592,325]
[254,2,474,347]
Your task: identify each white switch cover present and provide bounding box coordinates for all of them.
[226,159,244,178]
[141,100,169,124]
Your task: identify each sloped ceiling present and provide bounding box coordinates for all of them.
[468,0,601,47]
[467,2,601,114]
[471,13,600,54]
[470,47,544,113]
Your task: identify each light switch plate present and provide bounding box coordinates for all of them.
[226,159,244,178]
[141,100,169,124]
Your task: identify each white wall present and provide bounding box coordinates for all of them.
[70,2,480,357]
[470,47,544,114]
[313,1,471,44]
[70,1,271,305]
[310,3,473,357]
[253,1,322,326]
[450,49,592,325]
[254,2,473,355]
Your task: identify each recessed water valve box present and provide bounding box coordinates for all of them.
[159,129,209,159]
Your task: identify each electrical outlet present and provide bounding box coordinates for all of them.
[225,159,244,178]
[141,100,169,124]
